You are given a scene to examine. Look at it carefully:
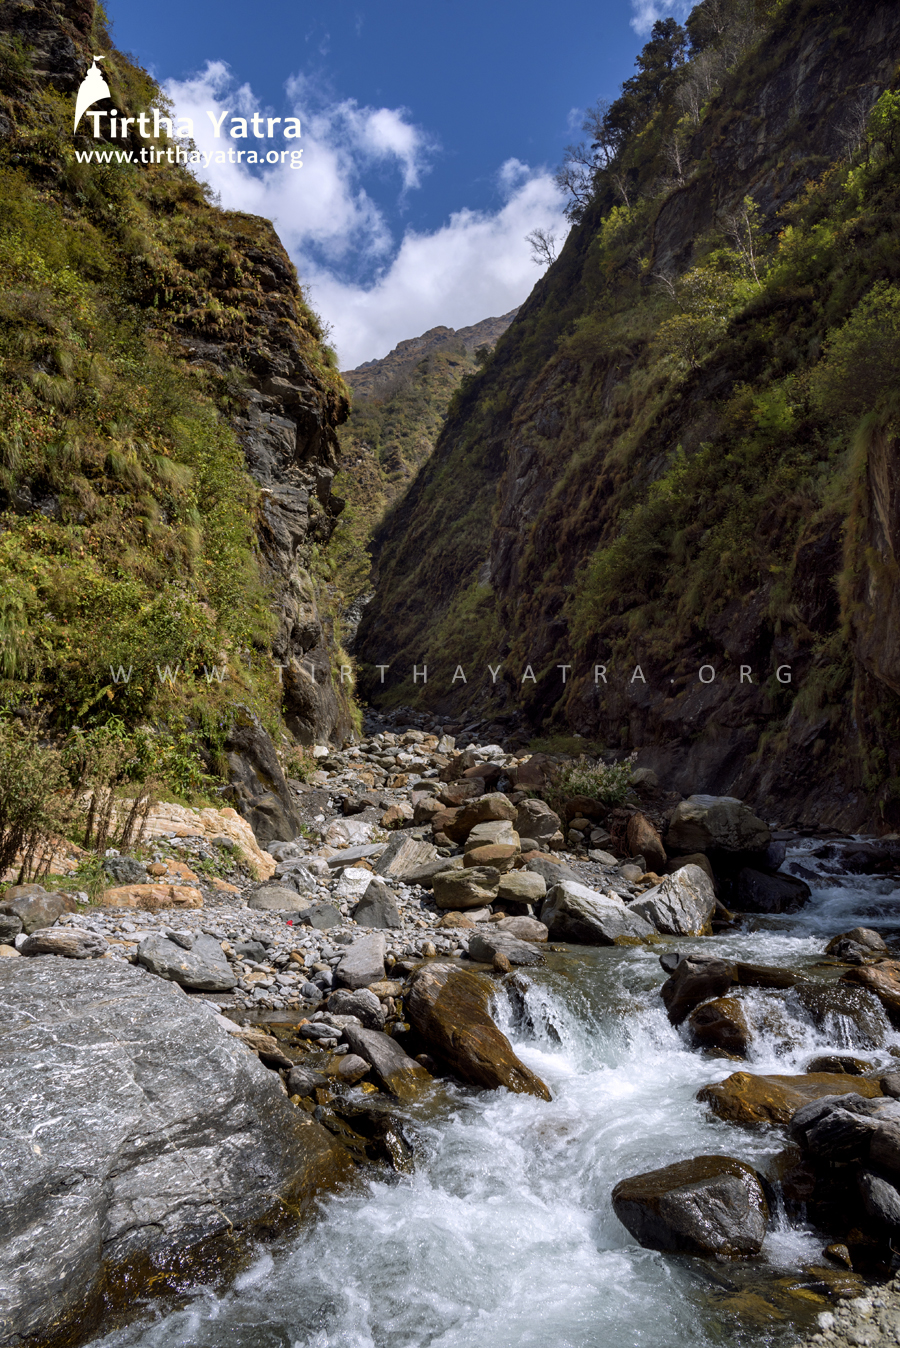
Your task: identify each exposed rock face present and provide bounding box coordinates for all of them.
[541,880,654,944]
[219,718,304,845]
[612,1156,769,1257]
[698,1071,883,1127]
[407,963,551,1100]
[0,960,353,1347]
[666,797,770,855]
[630,865,716,936]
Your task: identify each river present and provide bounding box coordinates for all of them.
[89,840,900,1348]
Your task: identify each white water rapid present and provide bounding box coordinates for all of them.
[90,842,900,1348]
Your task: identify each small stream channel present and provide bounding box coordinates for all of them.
[90,841,900,1348]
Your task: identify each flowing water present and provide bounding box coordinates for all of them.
[90,842,900,1348]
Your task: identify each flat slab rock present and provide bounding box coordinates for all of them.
[467,930,545,967]
[541,880,654,945]
[698,1071,883,1127]
[0,960,353,1347]
[137,932,237,992]
[612,1155,769,1258]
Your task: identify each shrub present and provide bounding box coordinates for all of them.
[547,751,638,810]
[0,719,71,881]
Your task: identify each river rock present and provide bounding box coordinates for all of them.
[625,813,667,874]
[248,883,311,912]
[137,933,236,991]
[612,1155,768,1257]
[467,930,545,967]
[334,933,386,989]
[333,867,377,900]
[794,981,887,1046]
[687,996,751,1057]
[735,868,811,914]
[342,1024,431,1099]
[335,1054,371,1084]
[826,927,888,959]
[327,987,386,1030]
[374,834,439,878]
[630,865,715,936]
[806,1054,873,1075]
[100,883,203,910]
[497,871,546,904]
[299,902,341,930]
[433,866,501,909]
[407,963,551,1099]
[523,855,583,888]
[286,1063,329,1096]
[666,796,770,854]
[698,1072,883,1127]
[541,880,654,945]
[494,916,549,942]
[464,819,518,850]
[0,888,76,934]
[660,956,737,1025]
[0,913,22,943]
[352,878,403,929]
[20,928,109,959]
[665,853,715,884]
[444,793,518,842]
[734,962,806,990]
[0,959,352,1347]
[464,844,519,871]
[841,961,900,1024]
[438,779,483,806]
[514,799,562,844]
[858,1169,900,1230]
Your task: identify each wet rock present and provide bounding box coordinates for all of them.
[0,888,76,934]
[803,1106,881,1161]
[248,883,311,912]
[871,1120,900,1175]
[735,868,811,914]
[497,870,546,904]
[326,988,386,1030]
[733,962,806,990]
[433,866,501,910]
[334,933,386,989]
[335,1054,370,1084]
[0,960,353,1348]
[493,951,512,973]
[541,880,654,945]
[514,799,562,845]
[342,1024,431,1100]
[698,1072,883,1127]
[137,933,236,991]
[494,916,549,942]
[858,1169,900,1230]
[807,1055,873,1075]
[20,928,108,959]
[687,996,751,1057]
[794,980,888,1045]
[612,1155,768,1257]
[827,927,889,956]
[299,902,341,930]
[841,961,900,1027]
[666,796,770,854]
[881,1072,900,1099]
[407,963,551,1100]
[630,865,716,936]
[467,930,545,967]
[287,1064,329,1096]
[625,813,667,874]
[102,857,147,885]
[352,878,403,929]
[660,956,737,1026]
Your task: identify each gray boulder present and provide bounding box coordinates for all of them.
[467,930,544,967]
[342,1024,431,1100]
[612,1155,768,1257]
[374,834,439,878]
[524,856,584,888]
[0,960,352,1347]
[666,795,770,854]
[335,933,386,989]
[327,987,386,1029]
[137,933,236,992]
[495,916,549,942]
[433,866,501,910]
[540,880,654,945]
[0,913,22,943]
[514,798,562,843]
[299,903,341,930]
[630,865,716,936]
[20,928,108,959]
[0,887,75,934]
[247,883,311,912]
[736,868,811,914]
[352,877,403,929]
[858,1169,900,1230]
[102,856,146,885]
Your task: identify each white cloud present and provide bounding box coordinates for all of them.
[630,0,692,34]
[164,63,568,369]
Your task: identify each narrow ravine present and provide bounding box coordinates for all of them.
[88,843,900,1348]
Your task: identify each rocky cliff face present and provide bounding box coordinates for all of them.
[342,309,519,399]
[358,0,900,830]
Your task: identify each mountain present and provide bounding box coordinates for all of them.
[341,310,519,399]
[356,0,900,831]
[0,0,355,812]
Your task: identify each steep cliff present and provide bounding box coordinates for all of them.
[358,0,900,829]
[0,0,356,814]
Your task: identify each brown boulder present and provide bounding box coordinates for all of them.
[463,844,519,872]
[687,996,751,1057]
[612,1156,768,1257]
[660,956,737,1026]
[407,963,551,1100]
[698,1072,883,1127]
[412,796,444,825]
[444,794,518,843]
[507,753,554,791]
[665,853,715,885]
[438,780,483,807]
[563,796,609,823]
[430,807,463,837]
[100,883,204,910]
[842,962,900,1024]
[626,813,666,873]
[462,763,502,787]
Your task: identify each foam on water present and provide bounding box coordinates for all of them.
[87,845,900,1348]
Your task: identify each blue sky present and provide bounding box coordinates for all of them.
[107,0,688,365]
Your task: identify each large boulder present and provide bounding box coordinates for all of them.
[540,880,654,945]
[494,916,549,942]
[687,996,751,1057]
[341,1025,431,1100]
[666,796,770,854]
[497,871,546,905]
[374,834,439,878]
[0,960,352,1346]
[514,799,562,845]
[137,933,236,991]
[464,820,518,850]
[444,793,518,843]
[523,855,583,887]
[625,813,667,873]
[326,987,385,1029]
[334,933,386,989]
[466,930,545,967]
[433,866,501,910]
[858,1169,900,1230]
[352,878,403,930]
[248,883,312,912]
[0,887,76,934]
[407,964,551,1100]
[630,865,715,936]
[660,955,737,1025]
[612,1156,768,1258]
[20,928,108,959]
[842,961,900,1025]
[698,1072,883,1127]
[735,868,811,914]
